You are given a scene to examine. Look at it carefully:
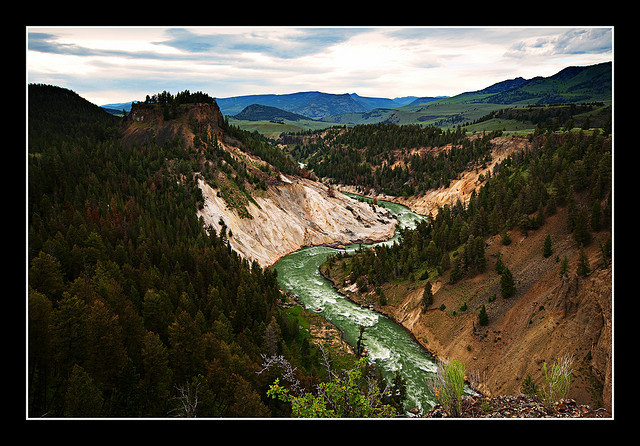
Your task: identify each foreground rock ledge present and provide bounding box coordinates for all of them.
[421,395,611,418]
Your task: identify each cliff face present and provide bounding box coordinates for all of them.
[197,175,396,268]
[121,102,225,148]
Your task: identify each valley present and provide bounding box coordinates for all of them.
[27,59,613,418]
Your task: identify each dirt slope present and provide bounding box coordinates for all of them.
[386,208,612,412]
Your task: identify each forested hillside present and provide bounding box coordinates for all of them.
[324,128,612,290]
[319,125,612,411]
[27,84,338,417]
[287,124,501,197]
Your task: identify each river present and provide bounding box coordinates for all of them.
[273,194,438,414]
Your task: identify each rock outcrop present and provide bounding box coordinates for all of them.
[121,102,225,148]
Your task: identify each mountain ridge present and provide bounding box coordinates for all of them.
[101,62,611,128]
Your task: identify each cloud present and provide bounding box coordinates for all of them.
[154,27,369,59]
[28,32,95,56]
[505,28,612,59]
[27,26,613,104]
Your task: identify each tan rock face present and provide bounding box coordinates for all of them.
[197,175,397,268]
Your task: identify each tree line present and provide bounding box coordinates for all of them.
[143,89,215,105]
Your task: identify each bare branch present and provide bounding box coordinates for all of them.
[258,353,306,397]
[169,381,200,418]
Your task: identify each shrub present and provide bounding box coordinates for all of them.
[520,374,538,396]
[430,359,466,417]
[538,355,574,407]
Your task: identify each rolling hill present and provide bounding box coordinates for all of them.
[233,103,313,121]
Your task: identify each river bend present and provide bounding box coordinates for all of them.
[273,195,438,413]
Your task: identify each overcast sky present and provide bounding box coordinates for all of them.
[26,26,613,106]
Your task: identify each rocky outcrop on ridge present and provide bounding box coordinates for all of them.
[121,100,397,269]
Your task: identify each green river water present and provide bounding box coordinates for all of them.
[273,195,439,414]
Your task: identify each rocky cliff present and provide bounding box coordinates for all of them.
[121,102,225,148]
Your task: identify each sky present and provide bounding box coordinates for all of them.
[26,26,614,106]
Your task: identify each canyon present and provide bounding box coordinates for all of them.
[122,99,612,413]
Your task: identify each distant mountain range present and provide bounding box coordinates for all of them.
[101,61,611,125]
[215,92,429,119]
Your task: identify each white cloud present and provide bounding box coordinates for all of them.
[26,26,613,105]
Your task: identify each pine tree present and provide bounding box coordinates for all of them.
[559,256,569,278]
[439,251,450,271]
[64,364,104,417]
[449,256,462,284]
[495,253,505,275]
[543,235,553,258]
[576,247,591,277]
[500,266,516,298]
[590,199,602,232]
[501,229,511,246]
[421,282,433,312]
[572,207,592,246]
[478,304,489,326]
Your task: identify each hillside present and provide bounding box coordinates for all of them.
[319,131,612,413]
[29,85,291,417]
[121,96,397,268]
[476,62,612,105]
[233,103,313,122]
